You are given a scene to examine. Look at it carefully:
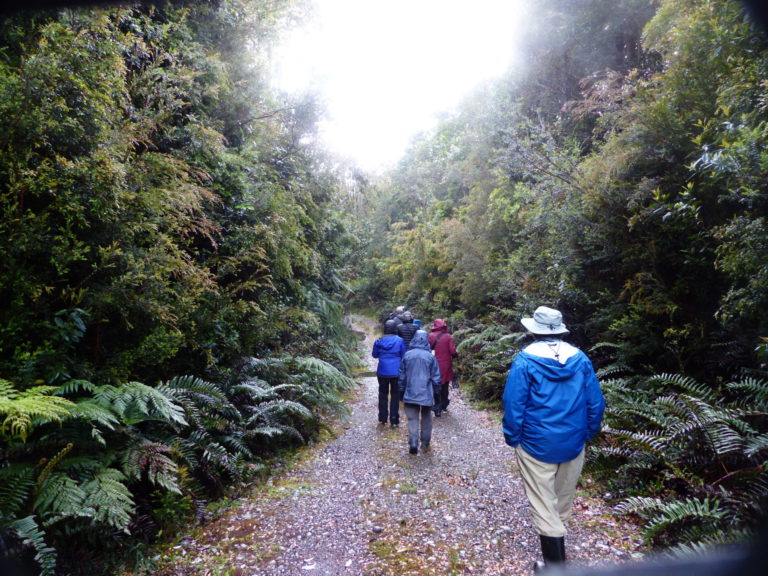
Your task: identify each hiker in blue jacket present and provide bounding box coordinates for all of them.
[502,306,605,572]
[398,330,441,454]
[372,319,406,427]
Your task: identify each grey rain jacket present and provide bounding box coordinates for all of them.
[398,331,441,406]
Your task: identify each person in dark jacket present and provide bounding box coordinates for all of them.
[388,305,405,327]
[372,319,406,427]
[502,306,605,572]
[398,330,441,454]
[396,310,419,349]
[428,318,457,416]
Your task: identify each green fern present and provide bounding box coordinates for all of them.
[594,373,768,551]
[3,515,57,576]
[35,472,90,527]
[94,381,186,427]
[122,440,181,494]
[0,464,36,516]
[80,468,135,533]
[0,380,76,442]
[617,496,726,542]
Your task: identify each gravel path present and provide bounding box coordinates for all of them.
[154,316,644,576]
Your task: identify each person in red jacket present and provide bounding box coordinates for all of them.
[428,318,457,417]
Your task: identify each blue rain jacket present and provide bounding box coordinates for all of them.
[372,334,406,377]
[502,343,605,463]
[398,331,441,406]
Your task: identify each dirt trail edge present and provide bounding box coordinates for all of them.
[154,315,644,576]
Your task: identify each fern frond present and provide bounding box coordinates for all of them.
[726,377,768,410]
[744,433,768,458]
[647,373,717,401]
[94,381,186,426]
[293,357,355,391]
[0,380,76,441]
[35,472,90,526]
[618,496,725,541]
[0,464,36,516]
[122,440,181,494]
[70,399,120,431]
[4,515,57,576]
[80,468,135,533]
[53,379,97,396]
[245,424,304,443]
[246,399,313,423]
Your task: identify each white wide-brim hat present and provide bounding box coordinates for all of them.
[521,306,570,335]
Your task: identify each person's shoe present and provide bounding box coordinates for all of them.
[434,410,442,417]
[539,535,565,565]
[408,446,418,455]
[533,560,546,573]
[422,443,430,452]
[390,422,399,428]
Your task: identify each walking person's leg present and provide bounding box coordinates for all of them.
[420,405,433,449]
[554,448,585,524]
[433,385,442,417]
[515,446,567,569]
[377,376,389,424]
[404,403,420,454]
[441,381,450,411]
[387,377,400,426]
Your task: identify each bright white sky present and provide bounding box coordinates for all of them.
[272,0,529,172]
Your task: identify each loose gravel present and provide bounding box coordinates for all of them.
[152,315,645,576]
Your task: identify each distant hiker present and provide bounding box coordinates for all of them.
[372,319,406,427]
[396,310,419,348]
[428,318,457,417]
[501,306,605,572]
[413,318,422,329]
[398,330,441,454]
[389,305,406,327]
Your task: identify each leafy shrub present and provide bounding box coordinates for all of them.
[587,371,768,553]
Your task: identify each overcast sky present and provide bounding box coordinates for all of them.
[272,0,529,172]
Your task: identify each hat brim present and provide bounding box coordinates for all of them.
[521,317,570,335]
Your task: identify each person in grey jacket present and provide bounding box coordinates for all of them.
[398,330,441,454]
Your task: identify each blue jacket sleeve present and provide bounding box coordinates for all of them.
[584,360,605,441]
[372,339,380,359]
[502,357,529,448]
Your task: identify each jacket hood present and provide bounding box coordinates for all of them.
[520,349,584,381]
[409,330,431,351]
[377,334,403,352]
[431,318,447,331]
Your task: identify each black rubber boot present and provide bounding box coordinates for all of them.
[533,535,565,572]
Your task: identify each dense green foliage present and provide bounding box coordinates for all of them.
[0,1,359,573]
[3,0,768,569]
[354,0,768,553]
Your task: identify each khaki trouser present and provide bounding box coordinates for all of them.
[515,445,585,537]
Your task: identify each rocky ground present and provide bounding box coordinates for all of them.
[151,315,645,576]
